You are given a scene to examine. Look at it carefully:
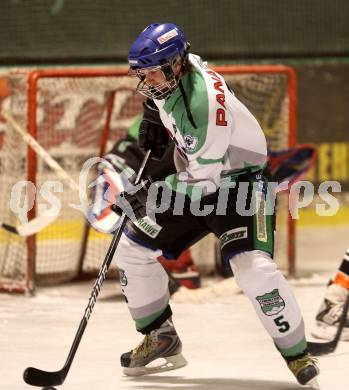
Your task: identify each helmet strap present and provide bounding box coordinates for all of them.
[179,81,197,129]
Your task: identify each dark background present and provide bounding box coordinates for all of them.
[0,0,348,63]
[1,0,348,188]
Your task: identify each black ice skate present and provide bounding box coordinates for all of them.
[287,353,320,388]
[121,319,187,376]
[311,283,349,341]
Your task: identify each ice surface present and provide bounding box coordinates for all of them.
[1,225,349,389]
[1,277,348,390]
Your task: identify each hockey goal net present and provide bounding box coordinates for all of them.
[0,65,296,294]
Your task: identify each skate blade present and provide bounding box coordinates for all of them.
[306,377,320,389]
[123,353,188,376]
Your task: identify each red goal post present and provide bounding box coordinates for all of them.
[0,64,297,294]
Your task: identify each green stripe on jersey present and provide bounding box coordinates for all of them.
[164,70,209,155]
[128,115,142,140]
[252,176,274,256]
[197,156,225,164]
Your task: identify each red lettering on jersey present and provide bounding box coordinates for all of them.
[216,93,225,108]
[214,81,224,94]
[206,70,216,78]
[216,109,227,126]
[206,70,228,126]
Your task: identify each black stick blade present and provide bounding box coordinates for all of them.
[23,366,65,387]
[307,340,335,356]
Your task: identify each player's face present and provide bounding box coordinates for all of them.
[129,56,183,99]
[135,57,182,87]
[144,68,166,86]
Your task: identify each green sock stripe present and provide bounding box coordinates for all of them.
[278,337,307,357]
[135,306,168,331]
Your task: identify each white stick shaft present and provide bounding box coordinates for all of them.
[0,210,58,237]
[16,211,58,236]
[1,111,80,192]
[0,110,82,235]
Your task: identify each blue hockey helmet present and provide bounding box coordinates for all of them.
[128,23,189,69]
[128,23,190,99]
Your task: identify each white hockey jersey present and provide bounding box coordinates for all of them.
[154,54,267,199]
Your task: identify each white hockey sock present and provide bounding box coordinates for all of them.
[230,250,306,356]
[114,234,169,330]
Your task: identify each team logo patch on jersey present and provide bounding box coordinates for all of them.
[184,134,198,151]
[219,227,248,248]
[256,289,285,316]
[119,268,128,287]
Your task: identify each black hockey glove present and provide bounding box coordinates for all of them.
[139,99,169,159]
[111,177,153,221]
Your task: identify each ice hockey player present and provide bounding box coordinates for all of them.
[108,22,319,386]
[312,247,349,341]
[91,117,315,286]
[90,119,201,291]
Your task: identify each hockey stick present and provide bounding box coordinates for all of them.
[0,111,84,237]
[1,111,81,193]
[307,290,349,356]
[0,209,58,236]
[23,149,151,387]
